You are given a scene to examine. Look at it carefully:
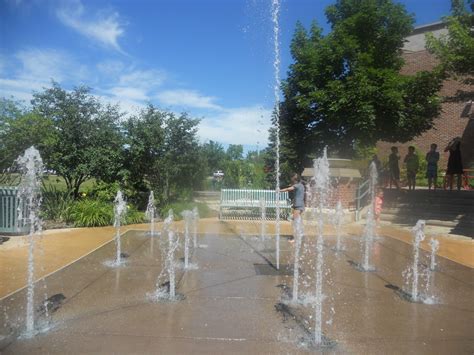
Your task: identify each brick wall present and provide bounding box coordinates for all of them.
[376,50,473,170]
[331,179,358,209]
[307,178,359,210]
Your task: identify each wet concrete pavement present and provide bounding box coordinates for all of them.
[1,218,473,354]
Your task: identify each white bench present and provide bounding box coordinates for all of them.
[219,189,291,220]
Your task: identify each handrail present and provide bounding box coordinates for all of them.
[355,179,370,221]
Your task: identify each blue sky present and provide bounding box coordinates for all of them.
[0,0,451,150]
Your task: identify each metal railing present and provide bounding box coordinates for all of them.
[355,179,370,221]
[0,186,28,234]
[219,189,291,220]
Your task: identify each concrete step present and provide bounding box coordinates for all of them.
[383,189,474,197]
[384,199,474,208]
[382,206,474,215]
[380,213,474,228]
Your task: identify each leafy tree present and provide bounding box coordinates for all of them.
[279,0,443,172]
[160,112,206,201]
[226,144,244,160]
[426,0,474,99]
[32,83,124,197]
[201,140,226,175]
[124,105,205,205]
[122,105,166,200]
[0,98,55,174]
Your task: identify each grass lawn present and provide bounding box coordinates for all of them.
[1,173,96,192]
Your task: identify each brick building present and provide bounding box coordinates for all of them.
[376,22,474,170]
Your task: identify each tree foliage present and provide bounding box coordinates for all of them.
[124,105,206,205]
[278,0,444,172]
[426,0,474,99]
[31,83,124,197]
[0,98,55,173]
[201,140,226,175]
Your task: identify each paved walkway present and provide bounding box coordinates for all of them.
[1,220,472,353]
[1,219,472,300]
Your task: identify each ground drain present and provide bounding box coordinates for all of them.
[385,284,421,303]
[347,259,376,272]
[37,293,66,315]
[254,264,293,276]
[275,302,337,350]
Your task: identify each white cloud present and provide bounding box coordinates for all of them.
[198,106,271,146]
[119,69,165,89]
[156,89,222,110]
[95,93,143,117]
[108,86,148,102]
[56,0,125,52]
[96,60,125,75]
[0,48,88,102]
[15,48,82,82]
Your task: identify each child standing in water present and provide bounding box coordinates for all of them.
[404,146,419,191]
[425,143,440,190]
[374,189,384,223]
[280,173,305,243]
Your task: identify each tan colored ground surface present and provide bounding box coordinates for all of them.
[1,218,472,299]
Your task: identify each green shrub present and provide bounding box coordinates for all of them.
[159,201,213,221]
[86,181,121,201]
[41,184,74,222]
[68,199,114,227]
[67,198,145,227]
[125,205,145,224]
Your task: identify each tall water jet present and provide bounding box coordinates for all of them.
[167,229,178,299]
[181,210,193,269]
[192,206,199,248]
[145,191,156,236]
[16,147,43,337]
[361,162,378,271]
[271,0,281,270]
[429,238,440,271]
[333,200,344,251]
[313,147,330,345]
[114,191,127,265]
[291,214,304,302]
[150,209,181,301]
[259,197,266,241]
[408,220,426,302]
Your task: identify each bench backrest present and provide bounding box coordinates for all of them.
[220,189,290,208]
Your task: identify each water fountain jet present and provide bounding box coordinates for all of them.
[113,191,127,265]
[333,201,344,251]
[271,0,281,270]
[181,210,193,269]
[407,220,426,302]
[360,162,378,272]
[429,238,440,271]
[291,215,303,303]
[16,147,44,337]
[145,191,156,236]
[312,147,330,345]
[192,206,199,248]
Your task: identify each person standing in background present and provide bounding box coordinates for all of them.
[445,137,463,191]
[388,147,400,189]
[404,146,419,191]
[426,143,440,190]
